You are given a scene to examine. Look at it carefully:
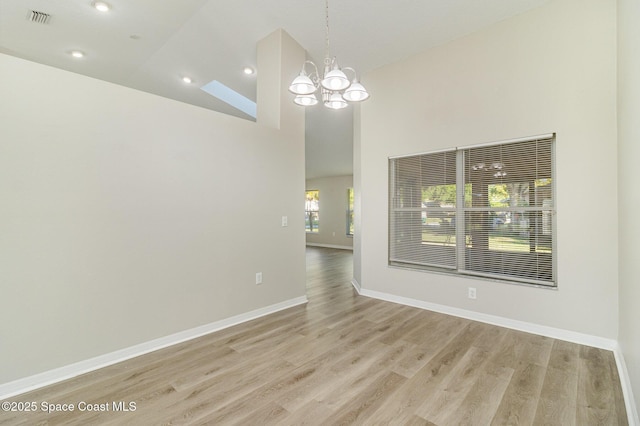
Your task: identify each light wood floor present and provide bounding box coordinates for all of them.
[1,247,627,425]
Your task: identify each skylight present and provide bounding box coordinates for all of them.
[200,80,256,119]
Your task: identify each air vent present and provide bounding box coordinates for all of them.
[28,10,51,24]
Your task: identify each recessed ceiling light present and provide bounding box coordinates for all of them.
[70,50,85,58]
[243,67,255,75]
[93,1,111,12]
[182,77,193,84]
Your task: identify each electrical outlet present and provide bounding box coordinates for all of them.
[256,272,263,285]
[468,287,476,299]
[281,216,288,227]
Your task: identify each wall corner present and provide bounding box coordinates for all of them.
[256,28,306,135]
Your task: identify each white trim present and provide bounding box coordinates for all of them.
[389,146,455,159]
[389,133,555,160]
[351,278,362,294]
[359,288,616,350]
[306,243,353,251]
[614,343,640,426]
[456,132,555,151]
[0,296,308,400]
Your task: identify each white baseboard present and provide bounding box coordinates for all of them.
[0,296,308,400]
[614,343,640,426]
[351,278,361,293]
[305,243,353,251]
[359,288,616,350]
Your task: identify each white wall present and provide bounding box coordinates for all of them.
[353,107,363,287]
[618,0,640,416]
[305,175,354,249]
[357,0,618,338]
[0,30,307,384]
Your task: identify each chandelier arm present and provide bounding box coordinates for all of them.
[303,60,320,85]
[342,67,358,82]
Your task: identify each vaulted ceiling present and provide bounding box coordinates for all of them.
[0,0,549,178]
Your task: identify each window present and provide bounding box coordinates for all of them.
[347,188,354,236]
[305,190,320,233]
[389,134,555,286]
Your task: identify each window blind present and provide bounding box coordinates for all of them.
[389,135,555,286]
[389,151,457,269]
[461,138,554,284]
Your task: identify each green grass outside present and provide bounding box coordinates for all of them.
[422,231,551,253]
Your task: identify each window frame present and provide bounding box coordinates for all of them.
[389,134,556,287]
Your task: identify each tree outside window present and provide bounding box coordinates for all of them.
[305,190,319,233]
[347,188,355,236]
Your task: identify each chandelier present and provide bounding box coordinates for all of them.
[288,0,370,109]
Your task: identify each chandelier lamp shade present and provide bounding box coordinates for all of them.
[288,0,370,109]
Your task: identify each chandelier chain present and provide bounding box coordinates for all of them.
[324,0,330,63]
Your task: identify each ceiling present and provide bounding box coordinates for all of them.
[0,0,549,179]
